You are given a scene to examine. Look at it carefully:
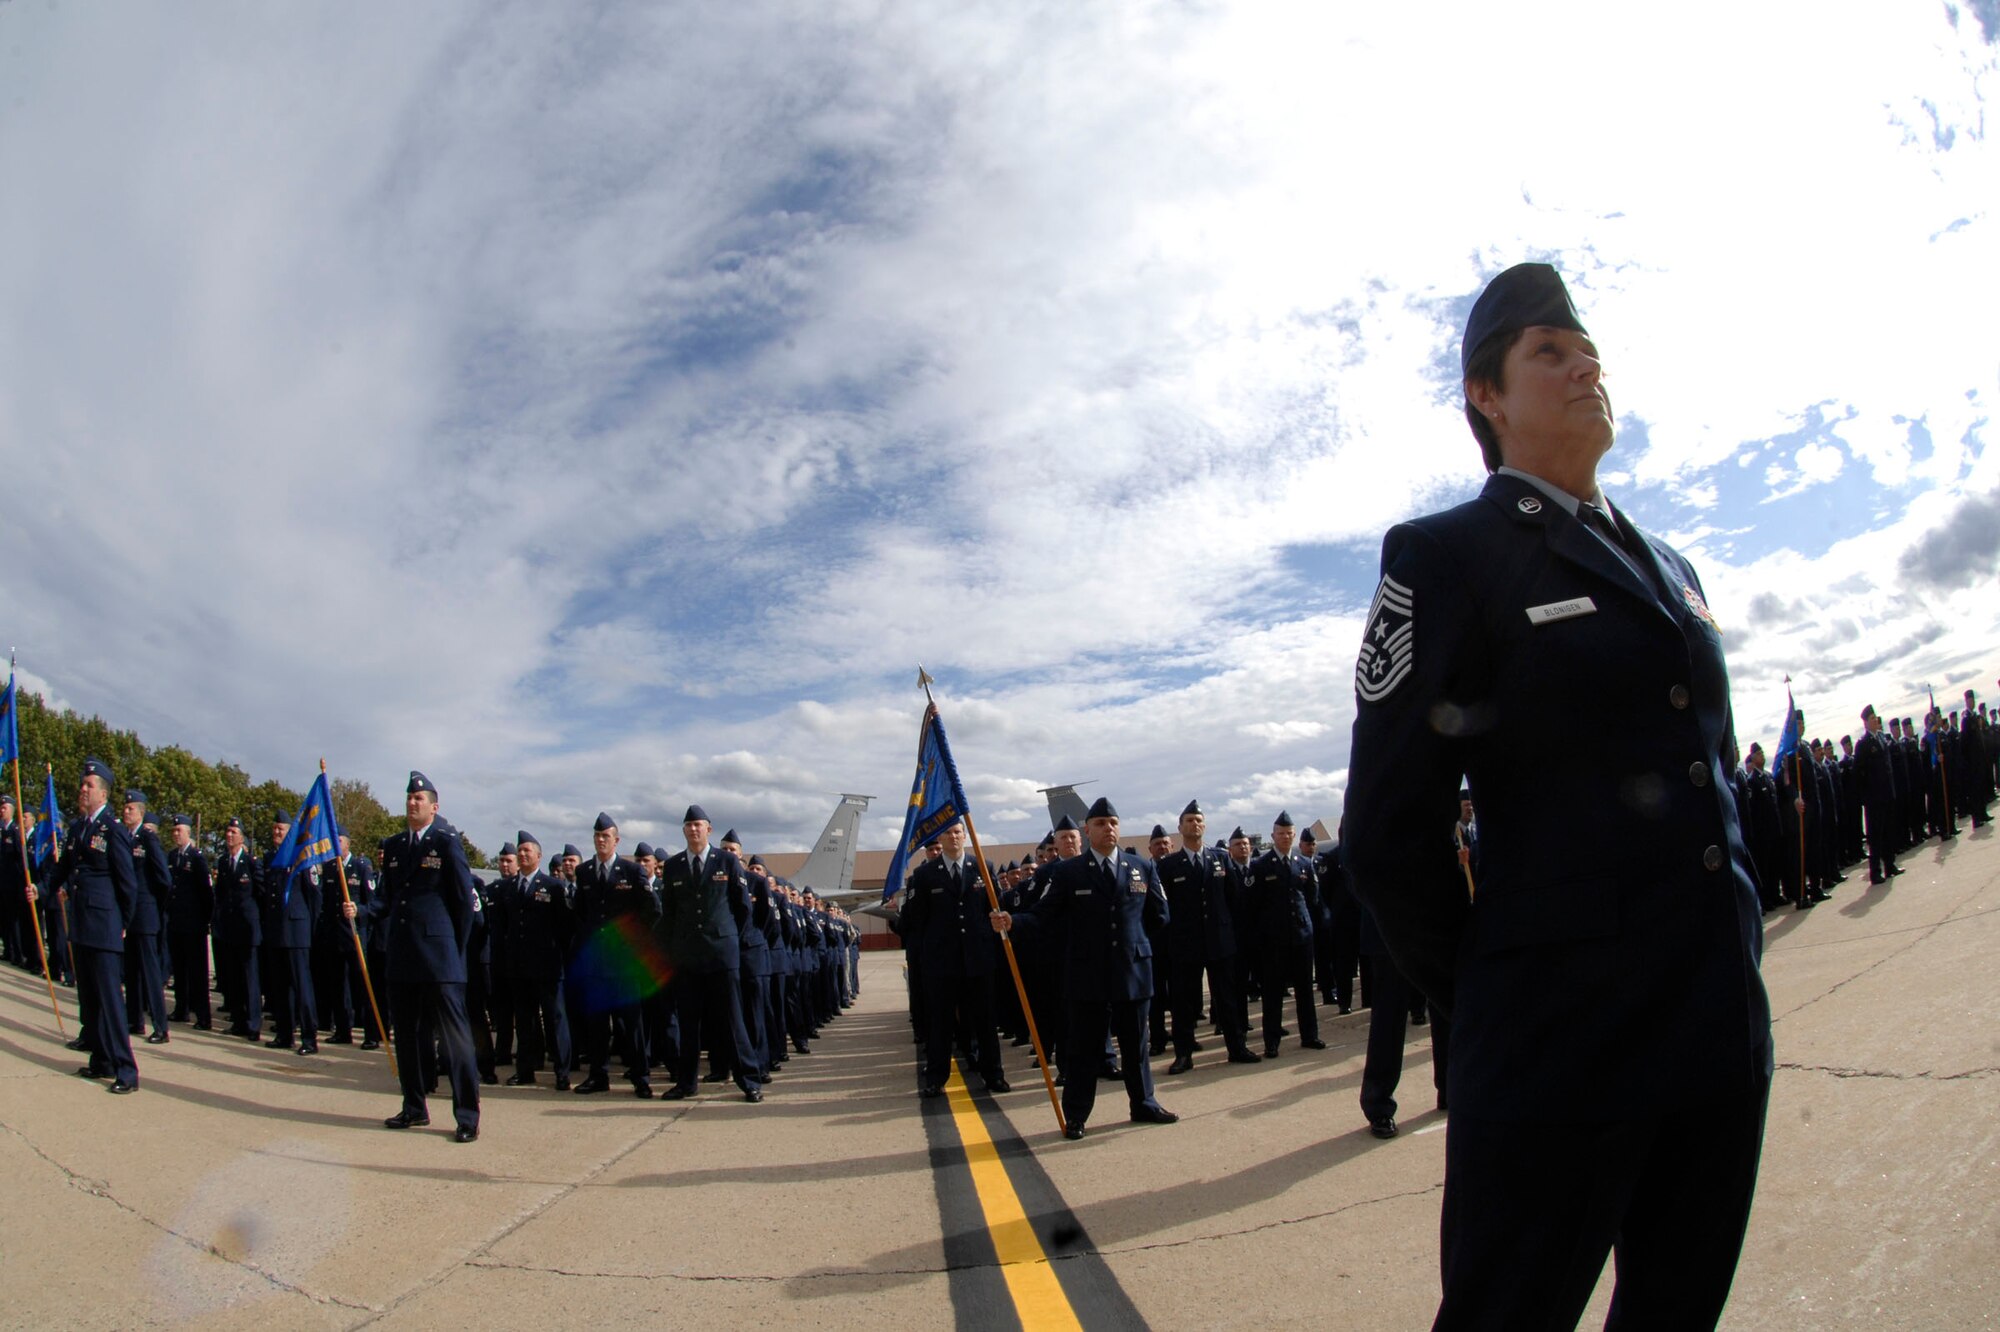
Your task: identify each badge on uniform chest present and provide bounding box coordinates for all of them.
[421,854,441,869]
[1128,870,1146,894]
[91,834,106,852]
[1526,597,1596,625]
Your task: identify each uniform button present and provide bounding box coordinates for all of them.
[1702,845,1724,872]
[1669,685,1690,709]
[1688,761,1709,787]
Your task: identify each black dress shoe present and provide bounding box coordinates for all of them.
[265,1038,292,1048]
[661,1085,693,1100]
[983,1076,1011,1093]
[167,1010,188,1023]
[480,1072,498,1085]
[1166,1055,1194,1075]
[65,1037,89,1052]
[76,1065,105,1079]
[919,1082,943,1098]
[1263,1045,1281,1058]
[1149,1039,1168,1056]
[1188,1039,1205,1052]
[1368,1117,1398,1139]
[384,1110,430,1129]
[554,1076,570,1091]
[742,1086,763,1103]
[1054,1073,1066,1087]
[505,1072,538,1087]
[298,1044,319,1056]
[792,1041,811,1054]
[107,1080,137,1095]
[327,1034,354,1045]
[634,1083,654,1099]
[701,1070,727,1084]
[360,1038,381,1051]
[146,1031,170,1045]
[1130,1103,1179,1125]
[194,1021,213,1031]
[453,1125,479,1143]
[573,1077,609,1094]
[1101,1064,1122,1079]
[1062,1123,1086,1140]
[1338,1004,1353,1015]
[1301,1037,1327,1050]
[129,1024,146,1036]
[1227,1049,1263,1064]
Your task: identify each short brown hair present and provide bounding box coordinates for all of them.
[1462,328,1525,473]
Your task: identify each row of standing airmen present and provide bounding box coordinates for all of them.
[1734,693,1996,910]
[0,768,860,1143]
[895,797,1453,1139]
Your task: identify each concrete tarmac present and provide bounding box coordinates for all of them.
[0,827,1994,1329]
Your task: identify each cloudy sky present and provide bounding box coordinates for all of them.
[3,1,1996,855]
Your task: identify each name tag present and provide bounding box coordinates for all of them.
[712,871,727,882]
[1075,888,1093,897]
[1526,597,1597,626]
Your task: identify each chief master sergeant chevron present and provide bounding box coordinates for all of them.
[1341,262,1772,1330]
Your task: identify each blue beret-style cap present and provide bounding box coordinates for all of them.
[1053,814,1078,832]
[1461,262,1588,374]
[224,816,243,831]
[407,770,437,796]
[593,811,616,832]
[1229,826,1248,841]
[499,842,517,857]
[82,757,113,786]
[1274,810,1294,828]
[561,843,582,859]
[516,829,539,849]
[635,842,654,858]
[683,804,710,824]
[1150,824,1169,839]
[1085,796,1117,820]
[124,788,146,805]
[1180,798,1201,817]
[171,814,192,828]
[748,854,766,867]
[721,828,741,845]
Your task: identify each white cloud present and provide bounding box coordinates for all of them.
[0,1,1994,857]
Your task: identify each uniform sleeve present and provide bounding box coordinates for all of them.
[109,824,139,925]
[634,863,664,928]
[444,834,475,954]
[1341,523,1478,1018]
[1143,860,1169,932]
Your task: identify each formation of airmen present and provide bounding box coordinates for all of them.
[0,767,861,1143]
[0,690,1991,1137]
[1735,689,1998,910]
[890,690,2000,1140]
[894,797,1444,1138]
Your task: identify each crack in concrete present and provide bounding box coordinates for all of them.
[347,1105,693,1328]
[1089,1181,1447,1258]
[0,1118,379,1313]
[1773,881,1994,1024]
[1777,1061,1999,1082]
[464,1257,930,1283]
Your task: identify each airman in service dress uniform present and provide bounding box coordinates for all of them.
[1342,263,1772,1328]
[656,805,761,1103]
[496,831,574,1088]
[991,797,1176,1140]
[1155,799,1258,1073]
[119,793,172,1043]
[570,812,660,1097]
[164,815,214,1027]
[354,772,480,1142]
[902,819,1008,1096]
[34,759,140,1092]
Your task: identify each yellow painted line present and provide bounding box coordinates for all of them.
[941,1064,1084,1331]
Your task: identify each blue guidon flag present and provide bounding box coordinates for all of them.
[1356,574,1415,703]
[880,703,971,905]
[270,771,343,903]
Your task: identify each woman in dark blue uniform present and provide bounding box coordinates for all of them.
[1343,263,1772,1329]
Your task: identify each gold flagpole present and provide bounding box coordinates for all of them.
[322,760,396,1081]
[918,669,1066,1135]
[48,763,74,983]
[5,665,64,1034]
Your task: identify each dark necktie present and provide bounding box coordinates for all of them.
[1580,502,1655,593]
